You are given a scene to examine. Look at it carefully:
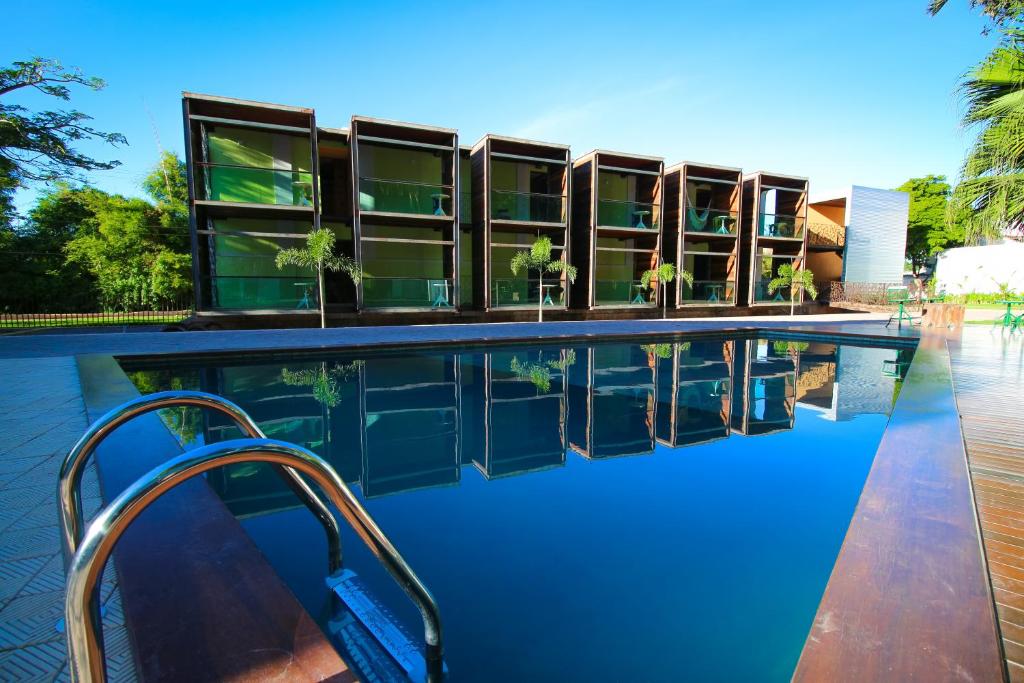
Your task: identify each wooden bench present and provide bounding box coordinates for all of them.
[922,303,965,328]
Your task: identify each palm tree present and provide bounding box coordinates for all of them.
[950,32,1024,242]
[928,3,1024,241]
[640,261,693,319]
[276,228,360,328]
[509,236,577,322]
[767,264,818,318]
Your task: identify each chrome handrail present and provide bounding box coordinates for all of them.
[57,391,342,572]
[65,438,444,683]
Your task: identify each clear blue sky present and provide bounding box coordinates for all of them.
[3,0,995,213]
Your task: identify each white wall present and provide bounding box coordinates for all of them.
[842,186,909,284]
[934,240,1024,294]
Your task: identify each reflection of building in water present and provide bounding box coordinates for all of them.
[201,361,362,517]
[796,345,907,421]
[730,339,798,436]
[655,340,734,447]
[358,353,461,498]
[796,342,838,414]
[568,345,656,459]
[461,349,569,479]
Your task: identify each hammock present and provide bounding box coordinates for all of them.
[686,184,712,230]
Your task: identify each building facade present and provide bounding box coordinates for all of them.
[183,92,851,325]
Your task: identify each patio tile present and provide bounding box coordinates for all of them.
[0,590,64,650]
[0,557,48,604]
[0,638,66,682]
[0,527,60,562]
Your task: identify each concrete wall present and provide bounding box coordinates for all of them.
[843,186,909,284]
[934,240,1024,294]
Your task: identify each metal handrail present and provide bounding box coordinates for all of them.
[57,391,342,572]
[65,438,443,682]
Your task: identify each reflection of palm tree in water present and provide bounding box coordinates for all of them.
[510,349,576,394]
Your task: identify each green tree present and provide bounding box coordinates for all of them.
[896,176,964,274]
[509,236,577,322]
[767,264,818,318]
[276,228,361,328]
[142,151,188,228]
[0,58,125,203]
[641,261,692,320]
[949,33,1024,242]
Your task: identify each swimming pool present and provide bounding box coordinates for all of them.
[122,334,914,681]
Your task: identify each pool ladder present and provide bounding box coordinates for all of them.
[57,390,444,683]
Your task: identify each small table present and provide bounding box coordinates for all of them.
[431,281,452,308]
[706,283,724,303]
[295,283,313,310]
[713,216,732,234]
[996,300,1024,328]
[541,284,557,306]
[630,283,647,305]
[633,210,651,230]
[431,193,450,216]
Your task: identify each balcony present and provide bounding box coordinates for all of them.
[362,277,454,309]
[753,280,792,303]
[596,199,659,231]
[807,222,846,249]
[491,190,565,224]
[199,164,314,207]
[594,280,654,306]
[684,209,738,235]
[680,279,736,305]
[358,178,453,217]
[758,214,805,239]
[209,275,318,310]
[490,278,566,308]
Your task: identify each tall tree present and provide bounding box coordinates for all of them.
[896,175,964,274]
[928,3,1024,241]
[0,58,126,218]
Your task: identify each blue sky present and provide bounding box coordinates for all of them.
[3,0,995,213]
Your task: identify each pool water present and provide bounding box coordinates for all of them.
[123,335,913,682]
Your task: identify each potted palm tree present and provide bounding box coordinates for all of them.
[767,264,817,318]
[276,228,361,329]
[509,236,577,322]
[641,261,693,319]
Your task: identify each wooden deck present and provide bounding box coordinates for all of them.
[950,328,1024,682]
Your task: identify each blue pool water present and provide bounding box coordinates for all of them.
[124,335,913,682]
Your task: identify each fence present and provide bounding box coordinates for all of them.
[828,281,901,306]
[0,301,194,330]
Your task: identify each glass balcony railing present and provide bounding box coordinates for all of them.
[679,280,736,304]
[490,279,565,307]
[757,214,805,239]
[594,280,653,306]
[209,276,318,310]
[490,190,565,223]
[201,164,313,206]
[753,280,792,303]
[596,200,658,230]
[358,178,453,216]
[362,277,455,309]
[684,209,738,235]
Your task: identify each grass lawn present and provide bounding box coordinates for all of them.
[0,313,188,330]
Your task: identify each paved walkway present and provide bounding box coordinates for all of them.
[0,357,135,681]
[0,313,907,361]
[949,327,1024,682]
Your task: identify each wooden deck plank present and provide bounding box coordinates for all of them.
[793,337,1004,682]
[951,329,1024,682]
